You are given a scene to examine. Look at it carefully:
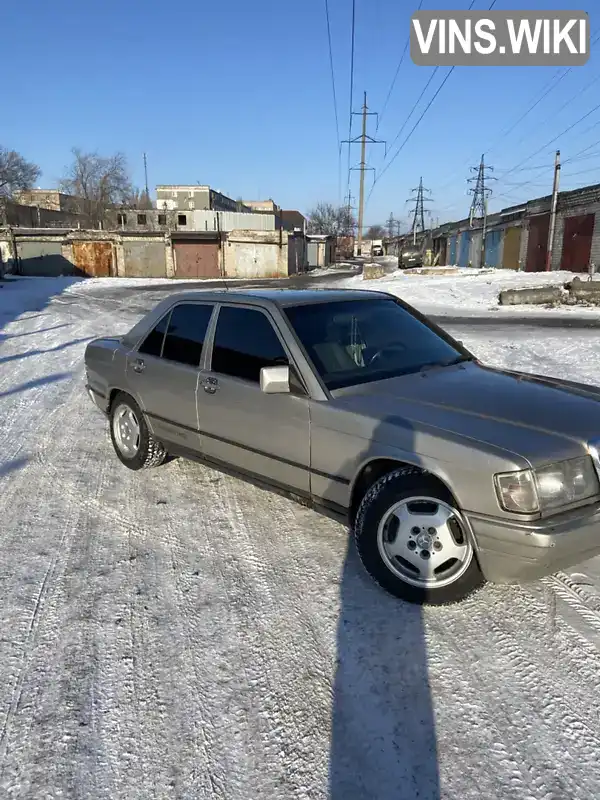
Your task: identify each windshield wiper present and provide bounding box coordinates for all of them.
[419,355,473,373]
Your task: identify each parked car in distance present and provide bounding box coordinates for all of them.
[398,245,423,269]
[85,288,600,605]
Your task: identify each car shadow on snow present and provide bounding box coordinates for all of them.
[0,276,86,333]
[0,336,95,366]
[328,418,441,799]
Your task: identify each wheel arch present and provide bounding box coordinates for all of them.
[349,457,459,527]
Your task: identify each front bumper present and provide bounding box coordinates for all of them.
[466,502,600,583]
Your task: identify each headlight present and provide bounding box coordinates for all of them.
[495,469,539,513]
[536,456,599,511]
[495,457,599,514]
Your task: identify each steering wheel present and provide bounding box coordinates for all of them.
[367,343,406,366]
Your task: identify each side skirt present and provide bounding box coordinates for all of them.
[163,440,349,526]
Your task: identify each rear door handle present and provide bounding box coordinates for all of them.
[203,377,219,394]
[132,358,145,373]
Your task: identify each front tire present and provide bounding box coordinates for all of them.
[109,392,167,471]
[354,468,484,605]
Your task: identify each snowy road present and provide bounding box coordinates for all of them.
[2,277,600,799]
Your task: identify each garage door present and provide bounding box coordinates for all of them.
[502,226,521,270]
[18,241,67,276]
[560,213,595,273]
[72,242,113,277]
[173,241,220,278]
[123,241,166,278]
[525,215,549,272]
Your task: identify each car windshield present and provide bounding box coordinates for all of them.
[284,298,464,390]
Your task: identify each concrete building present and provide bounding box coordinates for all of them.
[155,185,248,213]
[13,189,81,214]
[281,210,307,233]
[242,199,281,214]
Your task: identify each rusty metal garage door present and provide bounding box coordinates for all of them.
[502,226,521,270]
[174,241,219,278]
[560,213,595,273]
[72,242,113,277]
[525,214,550,272]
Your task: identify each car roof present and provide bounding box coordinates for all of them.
[164,287,393,308]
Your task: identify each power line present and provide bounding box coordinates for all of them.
[367,67,455,203]
[324,0,342,201]
[500,98,600,182]
[367,0,488,204]
[346,0,356,190]
[376,0,424,132]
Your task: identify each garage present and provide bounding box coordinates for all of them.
[173,238,220,278]
[17,240,71,276]
[72,241,114,277]
[502,226,521,270]
[122,241,167,278]
[525,214,549,272]
[560,213,595,273]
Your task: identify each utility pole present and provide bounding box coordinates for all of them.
[143,152,149,199]
[546,149,561,272]
[468,154,496,268]
[406,178,432,246]
[342,91,385,255]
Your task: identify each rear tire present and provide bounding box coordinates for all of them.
[354,468,484,605]
[109,392,167,471]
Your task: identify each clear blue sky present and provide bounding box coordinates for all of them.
[3,0,598,230]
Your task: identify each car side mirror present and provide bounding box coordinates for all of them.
[260,365,291,394]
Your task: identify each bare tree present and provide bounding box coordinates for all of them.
[59,148,133,223]
[366,224,385,240]
[307,203,355,237]
[0,147,41,198]
[122,187,153,209]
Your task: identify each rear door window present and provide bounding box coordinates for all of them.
[210,306,288,382]
[138,312,170,357]
[161,303,215,367]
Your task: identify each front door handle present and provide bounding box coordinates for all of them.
[203,377,219,394]
[132,358,145,373]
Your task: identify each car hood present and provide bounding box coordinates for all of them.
[331,361,600,458]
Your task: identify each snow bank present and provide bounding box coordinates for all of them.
[338,268,600,317]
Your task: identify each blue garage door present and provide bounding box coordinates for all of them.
[458,231,471,267]
[448,235,457,264]
[485,230,502,267]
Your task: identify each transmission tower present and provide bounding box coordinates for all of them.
[342,92,386,254]
[468,154,496,226]
[468,154,497,267]
[406,177,432,245]
[386,212,396,239]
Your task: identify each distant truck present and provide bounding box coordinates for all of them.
[371,240,384,257]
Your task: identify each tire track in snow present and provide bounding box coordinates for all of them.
[439,587,600,800]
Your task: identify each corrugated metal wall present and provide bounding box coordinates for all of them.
[192,211,276,232]
[122,241,166,278]
[458,231,471,267]
[485,229,502,267]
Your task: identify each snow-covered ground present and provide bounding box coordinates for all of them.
[2,275,600,799]
[341,266,600,318]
